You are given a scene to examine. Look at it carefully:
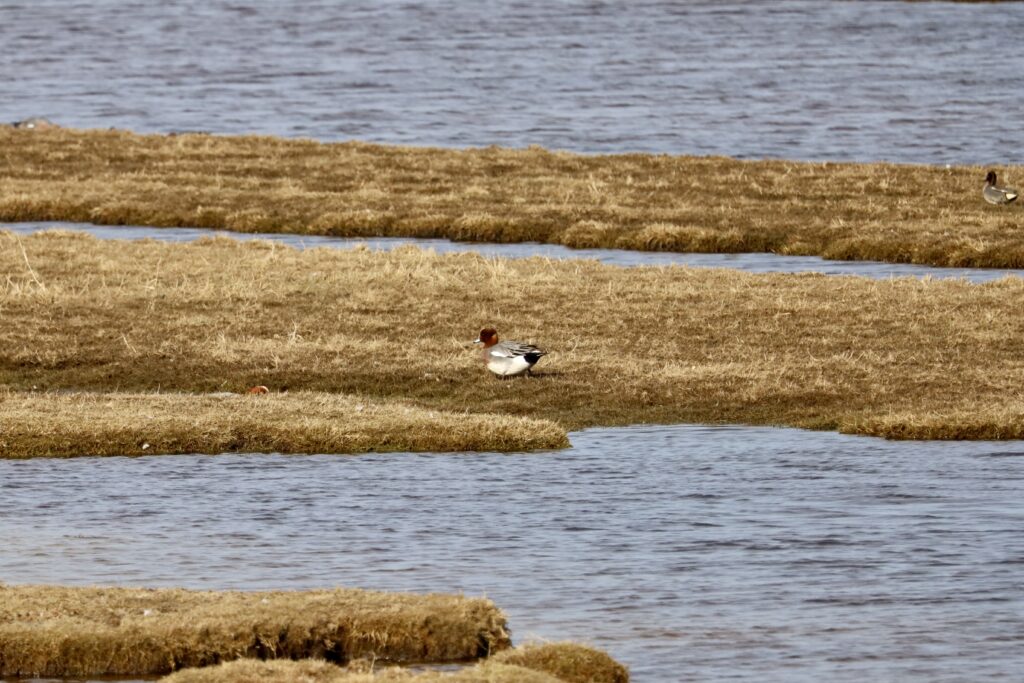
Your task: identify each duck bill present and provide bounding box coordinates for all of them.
[473,338,482,344]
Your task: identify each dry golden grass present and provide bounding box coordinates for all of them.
[1,127,1021,268]
[0,584,510,678]
[490,642,629,683]
[159,643,626,683]
[2,229,1024,445]
[841,400,1024,440]
[161,659,561,683]
[0,390,568,457]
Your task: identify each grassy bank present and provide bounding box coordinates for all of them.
[162,659,563,683]
[0,390,568,457]
[0,584,510,678]
[2,230,1023,444]
[160,643,628,683]
[1,127,1021,268]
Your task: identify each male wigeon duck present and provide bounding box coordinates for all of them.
[474,328,547,377]
[983,171,1018,205]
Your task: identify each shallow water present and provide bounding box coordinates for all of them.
[2,1,1023,164]
[2,425,1024,682]
[7,221,1024,284]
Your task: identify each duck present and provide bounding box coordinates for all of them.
[474,328,547,377]
[983,171,1018,205]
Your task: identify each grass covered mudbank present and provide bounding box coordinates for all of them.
[0,584,511,678]
[2,229,1023,448]
[0,391,568,457]
[160,643,628,683]
[1,127,1021,269]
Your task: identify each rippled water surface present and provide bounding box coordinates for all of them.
[8,221,1024,283]
[2,425,1024,682]
[2,1,1023,163]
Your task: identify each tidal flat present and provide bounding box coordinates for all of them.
[2,229,1023,457]
[0,583,626,681]
[158,643,628,683]
[1,127,1021,269]
[0,584,509,677]
[0,391,568,458]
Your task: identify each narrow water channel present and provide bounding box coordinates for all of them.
[2,425,1023,682]
[6,221,1024,283]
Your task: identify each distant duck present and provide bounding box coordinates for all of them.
[983,171,1018,205]
[474,328,547,377]
[11,117,59,130]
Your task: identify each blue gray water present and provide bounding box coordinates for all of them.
[7,221,1024,284]
[2,425,1024,682]
[2,1,1023,164]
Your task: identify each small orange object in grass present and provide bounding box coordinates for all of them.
[247,385,270,394]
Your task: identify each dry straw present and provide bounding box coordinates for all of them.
[162,659,565,683]
[1,127,1021,268]
[490,642,629,683]
[0,391,568,457]
[159,643,628,683]
[0,584,511,678]
[2,230,1024,448]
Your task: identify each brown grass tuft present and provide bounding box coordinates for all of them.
[1,127,1022,268]
[490,642,629,683]
[0,584,511,678]
[2,230,1024,445]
